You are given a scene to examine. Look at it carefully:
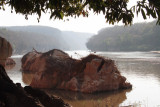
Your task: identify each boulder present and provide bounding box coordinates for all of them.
[21,49,132,93]
[0,37,12,66]
[0,64,70,107]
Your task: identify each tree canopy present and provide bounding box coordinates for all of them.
[86,21,160,51]
[0,0,160,25]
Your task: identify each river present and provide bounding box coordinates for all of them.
[6,51,160,107]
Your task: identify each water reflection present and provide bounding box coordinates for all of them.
[5,57,26,86]
[5,64,15,70]
[99,52,160,106]
[45,89,131,107]
[116,59,160,82]
[7,52,160,106]
[5,58,21,71]
[118,60,160,106]
[22,71,132,107]
[22,72,34,85]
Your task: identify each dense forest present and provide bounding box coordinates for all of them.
[86,21,160,51]
[0,26,93,55]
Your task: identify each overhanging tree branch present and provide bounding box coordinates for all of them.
[0,0,160,25]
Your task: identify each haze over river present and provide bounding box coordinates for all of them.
[6,51,160,107]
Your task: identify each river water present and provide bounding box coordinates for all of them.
[6,51,160,107]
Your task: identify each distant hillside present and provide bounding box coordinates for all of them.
[86,21,160,51]
[7,26,63,41]
[0,26,93,55]
[0,27,67,54]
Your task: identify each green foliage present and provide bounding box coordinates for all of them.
[136,0,160,24]
[0,0,160,25]
[86,20,160,51]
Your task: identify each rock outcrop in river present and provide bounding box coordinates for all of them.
[0,64,70,107]
[21,49,132,93]
[0,37,12,66]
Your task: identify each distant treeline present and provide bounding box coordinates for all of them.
[86,21,160,51]
[0,26,93,55]
[0,27,66,54]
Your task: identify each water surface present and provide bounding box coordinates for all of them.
[6,51,160,107]
[98,52,160,106]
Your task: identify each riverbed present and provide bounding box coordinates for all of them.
[6,51,160,107]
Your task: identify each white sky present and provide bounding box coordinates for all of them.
[0,0,154,34]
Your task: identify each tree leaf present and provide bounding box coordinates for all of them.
[141,9,146,19]
[150,10,157,18]
[60,11,64,19]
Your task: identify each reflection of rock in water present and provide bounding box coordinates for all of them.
[5,58,21,71]
[5,64,15,70]
[0,65,71,107]
[22,72,34,85]
[5,58,16,70]
[5,58,16,65]
[44,89,131,107]
[22,72,132,106]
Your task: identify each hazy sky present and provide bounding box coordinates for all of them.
[0,0,154,34]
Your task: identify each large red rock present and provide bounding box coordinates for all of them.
[0,37,12,66]
[21,49,132,93]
